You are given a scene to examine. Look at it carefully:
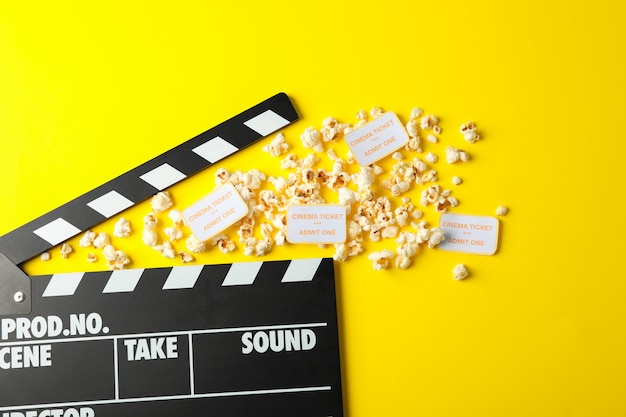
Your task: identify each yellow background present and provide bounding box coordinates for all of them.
[1,1,626,415]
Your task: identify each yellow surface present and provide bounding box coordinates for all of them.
[1,1,626,415]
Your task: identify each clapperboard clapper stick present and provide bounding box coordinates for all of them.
[0,93,345,417]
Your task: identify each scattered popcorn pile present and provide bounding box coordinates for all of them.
[46,106,507,279]
[75,218,132,270]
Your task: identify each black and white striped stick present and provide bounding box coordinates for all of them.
[0,92,297,265]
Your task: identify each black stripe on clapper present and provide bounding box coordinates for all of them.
[0,258,343,417]
[0,92,298,265]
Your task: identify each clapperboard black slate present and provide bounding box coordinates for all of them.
[0,93,345,417]
[0,258,343,417]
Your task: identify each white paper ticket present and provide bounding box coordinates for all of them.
[183,182,249,241]
[438,213,499,255]
[344,111,409,166]
[286,204,347,244]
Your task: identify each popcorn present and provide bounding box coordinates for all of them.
[154,241,176,259]
[102,244,130,270]
[495,205,509,216]
[300,127,324,152]
[413,221,431,244]
[301,153,319,169]
[452,176,462,185]
[280,154,299,170]
[242,237,257,256]
[368,250,395,270]
[395,255,412,270]
[381,225,399,239]
[347,220,363,240]
[60,243,73,259]
[405,110,423,152]
[268,176,288,194]
[274,229,287,246]
[405,118,419,138]
[427,228,445,248]
[452,264,469,280]
[255,238,272,256]
[420,185,458,213]
[87,253,98,263]
[370,106,384,118]
[93,232,110,249]
[426,134,438,143]
[186,234,206,253]
[351,167,375,193]
[460,121,480,143]
[79,230,96,248]
[142,229,158,247]
[215,168,231,185]
[420,114,438,130]
[237,217,255,241]
[327,172,350,191]
[108,250,130,270]
[320,117,348,142]
[262,132,289,156]
[410,108,424,119]
[445,146,469,164]
[103,244,117,261]
[369,224,382,242]
[394,202,422,227]
[433,125,442,135]
[333,243,348,262]
[240,169,266,190]
[390,181,410,197]
[210,233,236,254]
[421,185,441,205]
[417,169,438,184]
[395,233,418,269]
[113,217,131,238]
[355,109,368,126]
[406,119,419,138]
[338,187,358,209]
[179,251,194,263]
[347,239,363,257]
[169,210,185,227]
[425,152,438,164]
[40,252,51,261]
[164,226,183,242]
[259,222,273,239]
[144,213,158,229]
[151,191,173,213]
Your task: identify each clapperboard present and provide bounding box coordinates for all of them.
[0,93,344,417]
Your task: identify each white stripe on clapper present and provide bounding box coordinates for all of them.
[281,258,323,283]
[221,262,263,286]
[102,269,144,293]
[86,190,134,218]
[33,218,82,246]
[192,137,239,163]
[162,265,204,290]
[42,272,85,297]
[139,163,187,191]
[243,110,290,136]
